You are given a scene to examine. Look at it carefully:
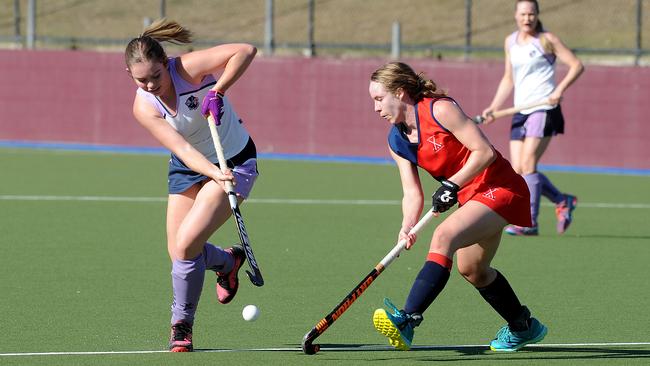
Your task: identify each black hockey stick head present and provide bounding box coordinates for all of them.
[302,332,321,355]
[246,270,264,287]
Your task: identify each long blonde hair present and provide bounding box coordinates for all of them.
[124,19,193,68]
[370,62,446,102]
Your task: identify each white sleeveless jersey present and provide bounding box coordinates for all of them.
[508,31,556,114]
[136,57,250,162]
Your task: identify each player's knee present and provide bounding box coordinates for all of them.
[457,264,491,286]
[519,159,537,174]
[167,240,176,259]
[456,263,475,282]
[430,226,455,251]
[172,235,198,260]
[173,246,194,260]
[520,166,536,175]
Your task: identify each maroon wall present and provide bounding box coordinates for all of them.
[1,50,648,169]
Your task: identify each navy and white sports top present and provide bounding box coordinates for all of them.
[137,57,250,162]
[508,31,556,114]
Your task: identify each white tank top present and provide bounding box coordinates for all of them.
[136,57,250,162]
[508,31,556,114]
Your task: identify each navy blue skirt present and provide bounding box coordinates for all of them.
[167,138,258,197]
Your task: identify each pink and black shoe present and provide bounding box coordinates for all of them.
[555,195,578,234]
[169,321,193,352]
[216,245,246,304]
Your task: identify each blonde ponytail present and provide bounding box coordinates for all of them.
[142,18,193,45]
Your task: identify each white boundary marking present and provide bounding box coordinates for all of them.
[1,342,649,357]
[0,195,649,209]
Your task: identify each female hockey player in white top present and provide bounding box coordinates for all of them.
[481,0,583,236]
[126,19,258,352]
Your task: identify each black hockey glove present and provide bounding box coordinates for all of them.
[431,179,460,213]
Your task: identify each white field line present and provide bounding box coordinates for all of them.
[1,342,650,357]
[0,194,649,209]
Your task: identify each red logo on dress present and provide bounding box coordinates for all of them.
[426,136,443,152]
[483,187,498,201]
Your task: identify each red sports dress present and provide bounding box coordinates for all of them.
[388,97,532,227]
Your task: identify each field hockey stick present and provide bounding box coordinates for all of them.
[472,99,550,124]
[207,114,264,287]
[301,209,437,355]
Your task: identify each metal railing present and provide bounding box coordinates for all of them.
[2,0,648,66]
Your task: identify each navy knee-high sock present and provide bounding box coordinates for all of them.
[403,253,452,315]
[477,270,530,331]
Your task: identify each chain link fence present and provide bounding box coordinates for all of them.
[1,0,648,65]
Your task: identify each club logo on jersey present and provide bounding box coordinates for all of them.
[185,95,199,110]
[426,136,443,152]
[483,187,499,201]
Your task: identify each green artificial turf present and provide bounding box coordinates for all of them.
[1,148,649,365]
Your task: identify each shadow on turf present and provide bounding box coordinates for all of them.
[524,346,650,360]
[313,343,485,355]
[306,344,650,362]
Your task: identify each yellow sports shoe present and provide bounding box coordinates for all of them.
[373,298,419,350]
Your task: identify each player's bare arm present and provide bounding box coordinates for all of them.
[177,44,257,90]
[132,95,233,185]
[433,100,496,187]
[545,32,584,103]
[390,148,423,249]
[482,38,515,123]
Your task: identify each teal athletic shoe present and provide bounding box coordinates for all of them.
[490,317,548,352]
[373,298,422,350]
[504,225,539,236]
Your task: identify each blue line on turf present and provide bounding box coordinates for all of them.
[1,140,649,176]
